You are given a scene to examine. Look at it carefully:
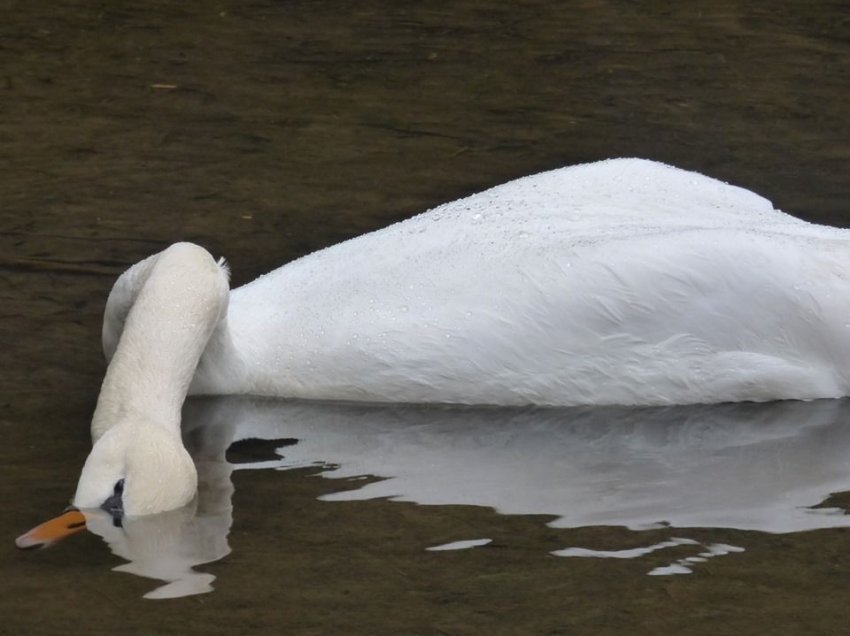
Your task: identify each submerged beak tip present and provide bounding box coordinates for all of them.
[14,533,46,550]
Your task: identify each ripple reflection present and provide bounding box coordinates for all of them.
[91,397,850,596]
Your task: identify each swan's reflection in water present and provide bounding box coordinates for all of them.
[83,409,235,599]
[92,397,850,598]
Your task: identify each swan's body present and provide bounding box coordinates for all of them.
[24,157,850,521]
[192,158,850,405]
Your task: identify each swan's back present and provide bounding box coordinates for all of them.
[221,159,850,405]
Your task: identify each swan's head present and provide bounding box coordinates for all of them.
[16,421,197,549]
[73,421,198,517]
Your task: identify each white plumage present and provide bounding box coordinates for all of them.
[187,157,850,406]
[49,158,850,517]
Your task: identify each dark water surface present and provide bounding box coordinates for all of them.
[2,0,849,633]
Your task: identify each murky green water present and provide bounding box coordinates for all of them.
[2,0,849,633]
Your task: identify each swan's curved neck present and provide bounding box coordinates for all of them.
[91,244,230,441]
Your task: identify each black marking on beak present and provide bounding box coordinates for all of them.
[100,478,125,527]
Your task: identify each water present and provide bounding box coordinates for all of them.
[10,397,850,631]
[80,398,850,598]
[2,0,849,633]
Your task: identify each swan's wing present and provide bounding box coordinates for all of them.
[227,159,850,404]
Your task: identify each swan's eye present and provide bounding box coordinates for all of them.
[101,478,125,527]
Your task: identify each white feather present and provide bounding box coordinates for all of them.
[73,158,850,515]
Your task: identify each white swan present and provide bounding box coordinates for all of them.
[16,157,850,529]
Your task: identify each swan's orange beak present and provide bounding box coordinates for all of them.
[15,508,87,549]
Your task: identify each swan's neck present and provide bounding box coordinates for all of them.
[91,244,231,441]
